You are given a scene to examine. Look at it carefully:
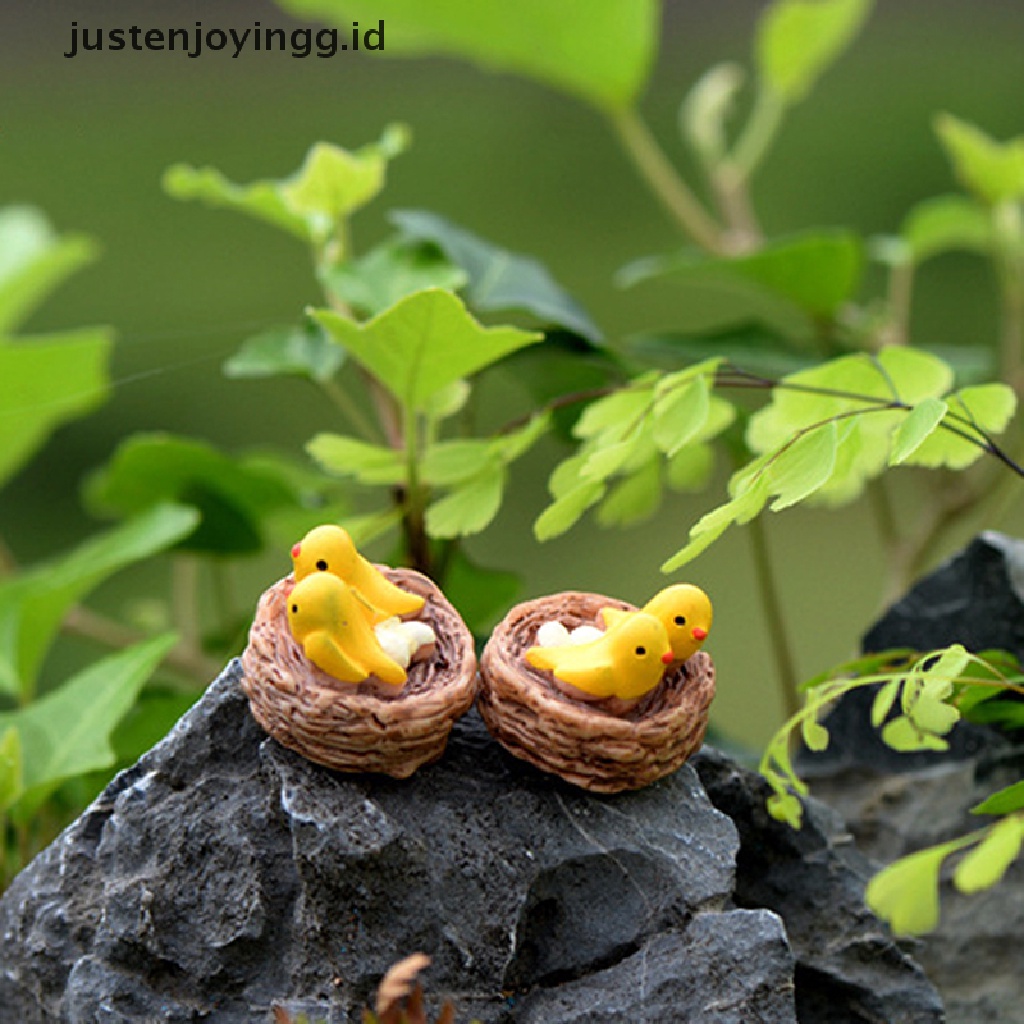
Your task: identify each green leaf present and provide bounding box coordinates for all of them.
[87,435,301,554]
[972,780,1024,817]
[596,457,662,528]
[276,0,658,111]
[757,0,873,104]
[865,843,953,934]
[423,379,472,422]
[573,380,655,440]
[0,206,98,335]
[953,818,1024,894]
[281,132,407,237]
[163,126,407,247]
[890,398,948,465]
[877,346,956,402]
[391,210,602,341]
[622,231,863,318]
[871,678,901,727]
[0,635,176,818]
[548,453,590,501]
[665,443,715,493]
[425,462,505,538]
[766,421,838,511]
[223,323,344,382]
[766,791,805,829]
[900,194,993,263]
[660,475,770,571]
[325,238,467,318]
[801,717,829,752]
[534,479,606,542]
[652,375,711,456]
[905,383,1017,470]
[581,440,636,482]
[420,439,495,486]
[0,328,112,492]
[746,348,957,505]
[923,645,971,689]
[312,289,543,413]
[492,411,552,463]
[0,505,198,700]
[907,695,960,736]
[0,726,23,813]
[935,113,1024,205]
[307,434,406,485]
[881,716,948,753]
[681,62,746,166]
[626,322,817,378]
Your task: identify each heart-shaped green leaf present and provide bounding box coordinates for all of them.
[276,0,658,111]
[312,288,542,413]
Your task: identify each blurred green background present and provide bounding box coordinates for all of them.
[3,0,1024,747]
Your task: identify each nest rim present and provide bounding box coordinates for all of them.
[241,567,477,777]
[478,591,716,793]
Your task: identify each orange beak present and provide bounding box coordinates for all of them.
[291,543,302,558]
[691,627,708,641]
[661,651,674,665]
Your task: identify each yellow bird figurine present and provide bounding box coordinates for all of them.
[602,584,712,664]
[526,611,674,702]
[287,572,408,688]
[291,525,425,621]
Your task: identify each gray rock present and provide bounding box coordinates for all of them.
[515,910,794,1024]
[863,532,1024,658]
[795,532,1024,1024]
[0,659,943,1023]
[802,532,1024,775]
[693,748,944,1024]
[0,662,745,1023]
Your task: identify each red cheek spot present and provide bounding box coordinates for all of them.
[661,651,674,665]
[691,627,708,641]
[291,543,301,559]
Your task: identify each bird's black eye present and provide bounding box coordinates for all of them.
[674,615,686,626]
[291,604,299,614]
[316,559,328,571]
[635,645,646,656]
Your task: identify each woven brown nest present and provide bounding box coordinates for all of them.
[478,591,715,794]
[241,567,477,777]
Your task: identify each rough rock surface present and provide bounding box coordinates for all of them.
[1,661,942,1023]
[803,532,1024,774]
[798,532,1024,1024]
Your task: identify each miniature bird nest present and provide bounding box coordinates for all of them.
[478,592,715,794]
[241,568,477,777]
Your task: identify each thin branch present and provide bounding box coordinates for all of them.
[319,376,380,443]
[63,604,222,682]
[608,107,727,255]
[748,514,801,718]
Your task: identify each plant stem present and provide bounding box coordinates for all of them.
[63,605,222,682]
[730,86,786,184]
[747,506,801,719]
[172,555,202,663]
[882,260,915,348]
[608,107,726,255]
[401,408,432,576]
[319,377,380,443]
[995,201,1024,394]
